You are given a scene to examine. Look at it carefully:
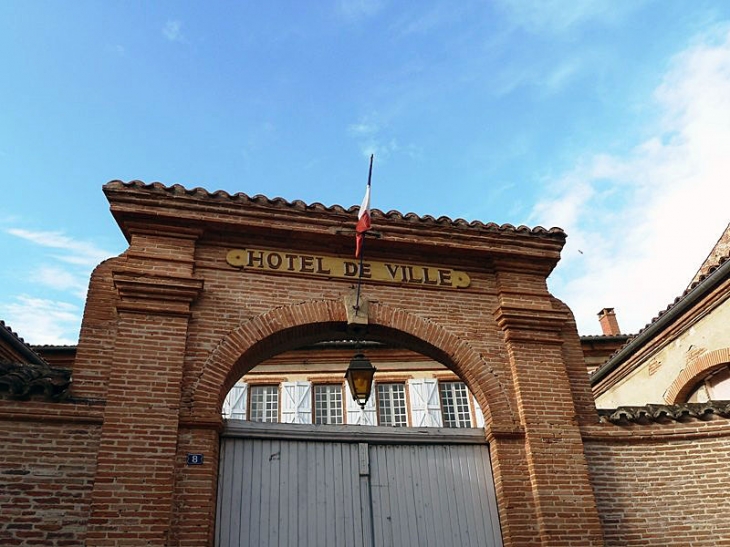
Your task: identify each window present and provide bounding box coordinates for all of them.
[439,381,472,428]
[377,383,408,426]
[314,384,343,425]
[687,365,730,403]
[249,385,279,423]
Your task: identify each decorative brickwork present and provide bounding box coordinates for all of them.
[665,347,730,403]
[12,180,730,547]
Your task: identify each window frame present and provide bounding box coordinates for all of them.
[376,382,409,427]
[312,383,345,425]
[438,381,472,428]
[248,384,280,423]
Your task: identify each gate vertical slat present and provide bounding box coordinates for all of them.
[419,446,443,547]
[310,443,327,547]
[304,441,315,547]
[269,439,281,545]
[250,437,264,546]
[214,436,230,547]
[278,440,290,546]
[434,445,449,546]
[332,442,345,545]
[453,444,476,546]
[443,445,462,545]
[463,445,488,546]
[341,443,355,546]
[235,438,249,545]
[291,440,305,547]
[324,442,336,547]
[357,446,373,547]
[241,438,254,545]
[482,446,504,547]
[407,445,424,546]
[387,446,405,545]
[380,446,403,546]
[368,444,387,547]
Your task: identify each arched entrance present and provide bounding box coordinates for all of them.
[81,181,604,547]
[197,301,510,546]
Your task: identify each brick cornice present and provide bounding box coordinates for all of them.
[494,305,569,344]
[113,272,204,316]
[104,180,566,268]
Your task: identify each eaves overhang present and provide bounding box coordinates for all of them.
[103,180,567,273]
[0,320,46,366]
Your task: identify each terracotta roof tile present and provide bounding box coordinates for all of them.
[580,334,631,341]
[1,320,28,347]
[636,255,730,335]
[689,222,730,286]
[104,180,566,239]
[598,401,730,424]
[0,320,46,366]
[0,361,71,401]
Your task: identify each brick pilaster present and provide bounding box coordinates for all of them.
[86,273,202,546]
[495,303,604,546]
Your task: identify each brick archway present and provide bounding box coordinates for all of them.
[188,298,518,432]
[665,347,730,403]
[77,181,606,547]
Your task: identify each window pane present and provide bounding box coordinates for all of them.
[708,366,730,400]
[439,382,471,428]
[249,385,279,423]
[377,383,407,426]
[314,384,343,425]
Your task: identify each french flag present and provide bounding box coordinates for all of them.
[355,155,373,258]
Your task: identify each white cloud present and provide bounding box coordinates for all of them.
[1,296,81,346]
[347,114,422,161]
[7,228,112,267]
[348,121,379,135]
[531,25,730,335]
[495,0,644,35]
[32,266,89,299]
[163,20,184,42]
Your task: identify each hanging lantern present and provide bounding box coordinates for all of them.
[345,353,376,409]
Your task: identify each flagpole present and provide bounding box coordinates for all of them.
[354,154,373,314]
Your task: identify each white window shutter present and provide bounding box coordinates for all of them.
[345,381,377,425]
[281,381,312,424]
[408,379,443,427]
[472,395,485,428]
[223,382,248,420]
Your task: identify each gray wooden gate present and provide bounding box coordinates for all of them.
[216,422,503,547]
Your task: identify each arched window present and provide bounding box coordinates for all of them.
[685,364,730,402]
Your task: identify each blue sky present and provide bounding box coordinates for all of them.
[2,1,730,344]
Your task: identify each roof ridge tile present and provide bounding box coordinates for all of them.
[105,179,566,238]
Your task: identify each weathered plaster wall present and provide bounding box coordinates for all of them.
[595,297,730,408]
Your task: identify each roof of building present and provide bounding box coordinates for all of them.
[580,334,631,342]
[591,251,730,386]
[0,360,71,401]
[0,320,71,401]
[104,180,567,240]
[689,222,730,287]
[598,401,730,424]
[0,320,46,366]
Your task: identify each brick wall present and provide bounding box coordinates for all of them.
[0,407,101,546]
[583,420,730,546]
